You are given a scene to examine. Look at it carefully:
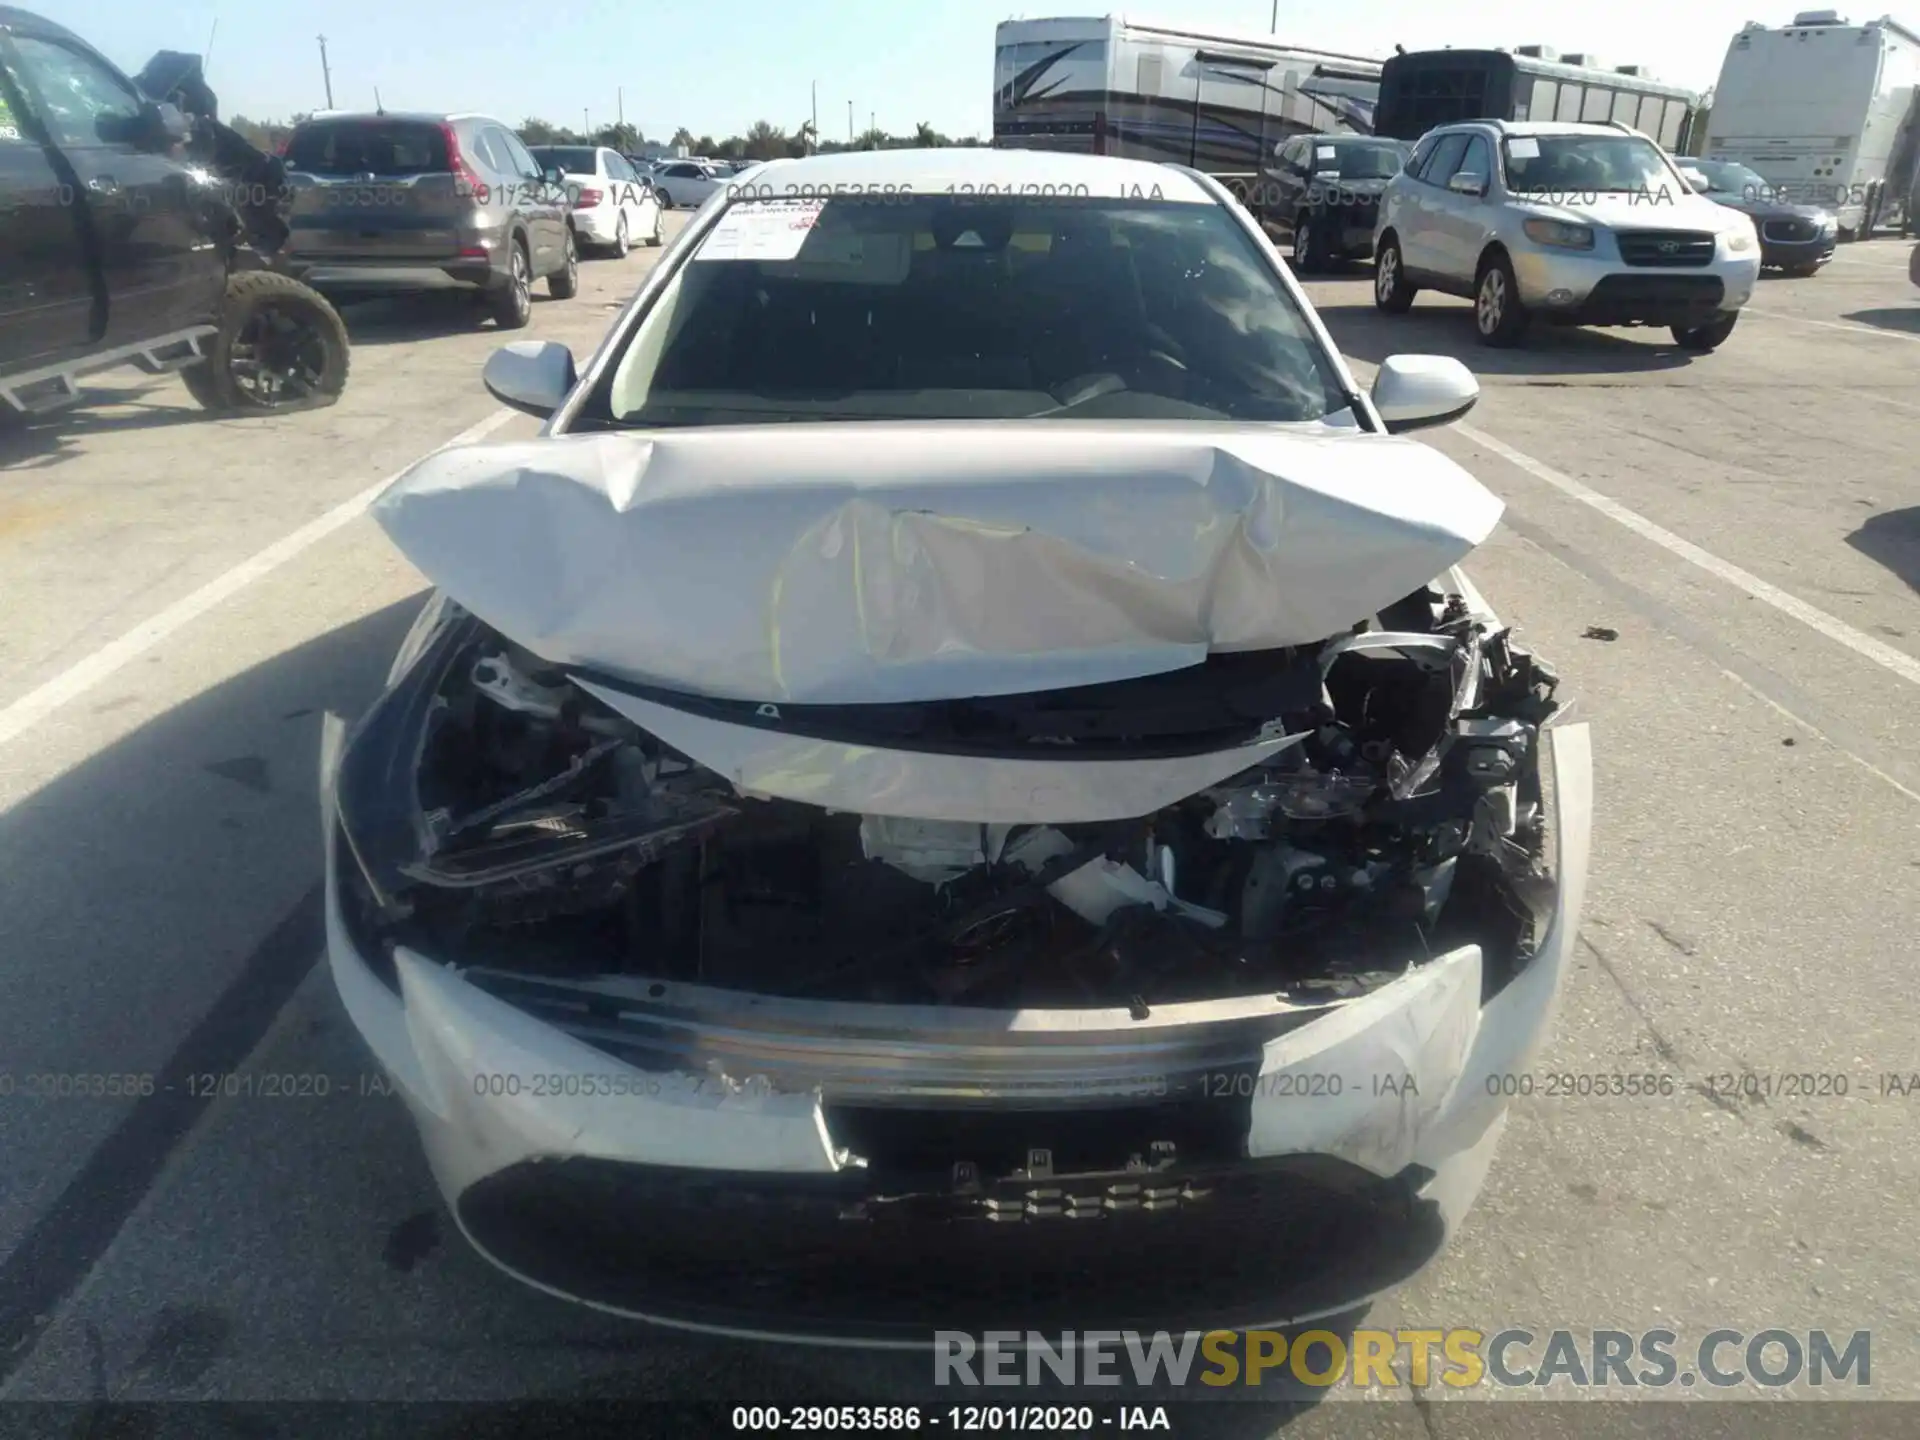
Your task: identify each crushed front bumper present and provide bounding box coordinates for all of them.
[320,717,1592,1345]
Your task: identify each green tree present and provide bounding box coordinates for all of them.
[743,119,787,161]
[671,126,695,151]
[595,122,641,153]
[912,120,944,148]
[519,116,564,145]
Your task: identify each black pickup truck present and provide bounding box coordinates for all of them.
[0,8,348,421]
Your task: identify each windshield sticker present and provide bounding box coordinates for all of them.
[1507,137,1541,159]
[693,197,827,262]
[1315,145,1337,161]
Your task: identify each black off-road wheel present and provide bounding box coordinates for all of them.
[181,271,350,414]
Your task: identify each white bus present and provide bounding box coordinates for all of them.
[1704,11,1920,235]
[992,15,1385,177]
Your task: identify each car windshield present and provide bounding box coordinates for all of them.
[529,145,599,174]
[600,194,1347,427]
[1502,134,1678,194]
[284,119,449,176]
[1689,160,1775,198]
[1314,141,1408,179]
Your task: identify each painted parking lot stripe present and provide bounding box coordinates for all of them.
[0,408,516,754]
[1342,357,1920,691]
[1741,307,1920,344]
[1452,420,1920,688]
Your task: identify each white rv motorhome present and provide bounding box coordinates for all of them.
[1705,11,1920,235]
[993,15,1384,176]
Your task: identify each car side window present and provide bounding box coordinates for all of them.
[1417,134,1469,186]
[470,127,506,174]
[7,35,142,148]
[1455,135,1493,185]
[498,129,543,180]
[1404,134,1437,176]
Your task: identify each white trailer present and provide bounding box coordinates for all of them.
[1704,10,1920,235]
[993,15,1384,177]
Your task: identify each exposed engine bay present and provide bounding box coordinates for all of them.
[335,580,1563,1013]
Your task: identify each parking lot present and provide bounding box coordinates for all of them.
[0,210,1916,1434]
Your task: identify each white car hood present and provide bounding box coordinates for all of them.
[372,421,1504,706]
[1514,190,1739,235]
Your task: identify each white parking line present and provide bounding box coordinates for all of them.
[1743,308,1920,344]
[0,408,516,752]
[1452,421,1920,689]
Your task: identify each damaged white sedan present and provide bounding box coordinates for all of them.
[322,148,1591,1343]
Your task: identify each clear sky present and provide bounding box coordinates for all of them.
[41,0,1869,139]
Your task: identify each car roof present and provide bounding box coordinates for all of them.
[1431,119,1647,139]
[738,147,1215,203]
[290,111,502,126]
[0,7,105,57]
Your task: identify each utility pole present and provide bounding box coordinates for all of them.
[617,88,624,130]
[812,80,817,137]
[584,107,590,137]
[848,99,853,141]
[1270,0,1277,31]
[317,34,334,109]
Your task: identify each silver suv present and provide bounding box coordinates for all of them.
[1372,120,1762,350]
[280,112,579,329]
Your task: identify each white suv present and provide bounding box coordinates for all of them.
[1373,120,1762,350]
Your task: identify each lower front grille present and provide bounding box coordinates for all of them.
[457,1153,1445,1340]
[1760,218,1818,243]
[1616,230,1717,267]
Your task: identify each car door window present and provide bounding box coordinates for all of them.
[498,129,543,180]
[8,35,142,148]
[470,127,507,175]
[1454,135,1492,187]
[1417,134,1469,185]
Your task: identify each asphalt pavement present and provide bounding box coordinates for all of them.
[0,217,1915,1437]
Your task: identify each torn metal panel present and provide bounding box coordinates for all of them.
[372,424,1505,706]
[394,950,844,1195]
[1246,944,1482,1177]
[576,678,1308,823]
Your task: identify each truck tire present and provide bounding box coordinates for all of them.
[183,271,350,414]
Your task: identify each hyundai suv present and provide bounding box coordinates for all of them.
[1372,120,1762,350]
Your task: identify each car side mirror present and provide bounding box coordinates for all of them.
[483,340,576,419]
[1371,355,1479,434]
[542,165,566,186]
[102,100,189,150]
[1681,171,1711,194]
[1447,171,1488,197]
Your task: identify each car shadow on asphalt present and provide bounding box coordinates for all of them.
[1846,505,1920,596]
[1838,307,1920,335]
[1313,296,1695,377]
[337,293,572,347]
[0,382,265,470]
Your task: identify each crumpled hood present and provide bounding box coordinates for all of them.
[372,422,1504,706]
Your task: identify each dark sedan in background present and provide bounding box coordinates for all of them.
[1256,134,1412,273]
[1681,159,1838,277]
